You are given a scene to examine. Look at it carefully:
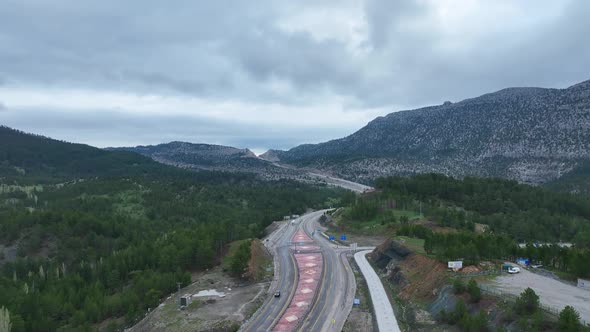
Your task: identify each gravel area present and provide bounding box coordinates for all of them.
[489,267,590,323]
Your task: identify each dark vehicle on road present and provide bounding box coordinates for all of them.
[274,291,281,298]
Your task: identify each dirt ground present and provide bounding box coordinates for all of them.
[343,309,374,332]
[129,266,268,332]
[487,267,590,323]
[343,258,376,332]
[397,254,447,302]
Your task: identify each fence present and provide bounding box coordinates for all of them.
[450,270,501,278]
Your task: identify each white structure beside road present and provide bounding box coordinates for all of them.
[354,250,401,332]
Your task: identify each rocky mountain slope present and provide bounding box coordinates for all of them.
[111,142,264,170]
[262,79,590,187]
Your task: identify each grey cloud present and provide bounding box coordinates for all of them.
[1,1,590,149]
[0,102,6,111]
[2,1,589,106]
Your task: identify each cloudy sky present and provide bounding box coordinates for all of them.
[1,0,589,153]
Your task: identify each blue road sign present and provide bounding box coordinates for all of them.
[329,236,335,241]
[340,235,347,241]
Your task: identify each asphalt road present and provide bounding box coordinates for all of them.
[307,172,373,193]
[241,218,299,332]
[242,210,372,332]
[268,161,373,193]
[298,211,356,332]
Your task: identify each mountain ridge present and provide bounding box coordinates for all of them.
[262,78,590,189]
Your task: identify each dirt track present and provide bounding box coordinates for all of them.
[489,267,590,323]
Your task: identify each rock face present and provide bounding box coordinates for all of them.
[268,79,590,185]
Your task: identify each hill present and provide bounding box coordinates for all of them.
[263,79,590,189]
[0,126,345,331]
[110,141,324,182]
[110,142,274,173]
[0,126,165,182]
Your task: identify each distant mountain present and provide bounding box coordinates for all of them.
[110,142,304,179]
[0,126,163,182]
[263,79,590,189]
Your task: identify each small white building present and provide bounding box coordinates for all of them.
[578,278,590,289]
[448,261,463,270]
[180,294,193,306]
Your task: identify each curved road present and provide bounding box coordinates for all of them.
[241,218,299,332]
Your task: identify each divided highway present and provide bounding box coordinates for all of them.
[242,208,398,332]
[241,218,299,332]
[298,212,355,332]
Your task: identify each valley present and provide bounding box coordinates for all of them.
[2,2,590,331]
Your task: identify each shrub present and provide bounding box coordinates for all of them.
[453,278,466,294]
[467,279,482,303]
[558,306,583,332]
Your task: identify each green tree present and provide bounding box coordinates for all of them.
[228,240,252,277]
[515,287,540,315]
[558,306,583,332]
[467,279,482,303]
[0,306,11,332]
[453,279,465,294]
[450,299,467,325]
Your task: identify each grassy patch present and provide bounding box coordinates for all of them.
[335,207,424,236]
[248,239,272,281]
[222,239,252,274]
[187,299,202,310]
[394,236,425,254]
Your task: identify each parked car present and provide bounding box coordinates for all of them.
[508,266,521,274]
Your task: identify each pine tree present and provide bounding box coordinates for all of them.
[39,265,45,280]
[0,306,11,332]
[467,279,482,303]
[558,306,582,332]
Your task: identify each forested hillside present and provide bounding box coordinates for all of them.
[375,174,590,242]
[341,174,590,278]
[0,126,165,183]
[0,126,345,331]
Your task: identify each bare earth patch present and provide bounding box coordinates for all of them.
[343,258,375,332]
[129,266,268,332]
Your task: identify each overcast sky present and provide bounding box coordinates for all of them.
[1,0,589,153]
